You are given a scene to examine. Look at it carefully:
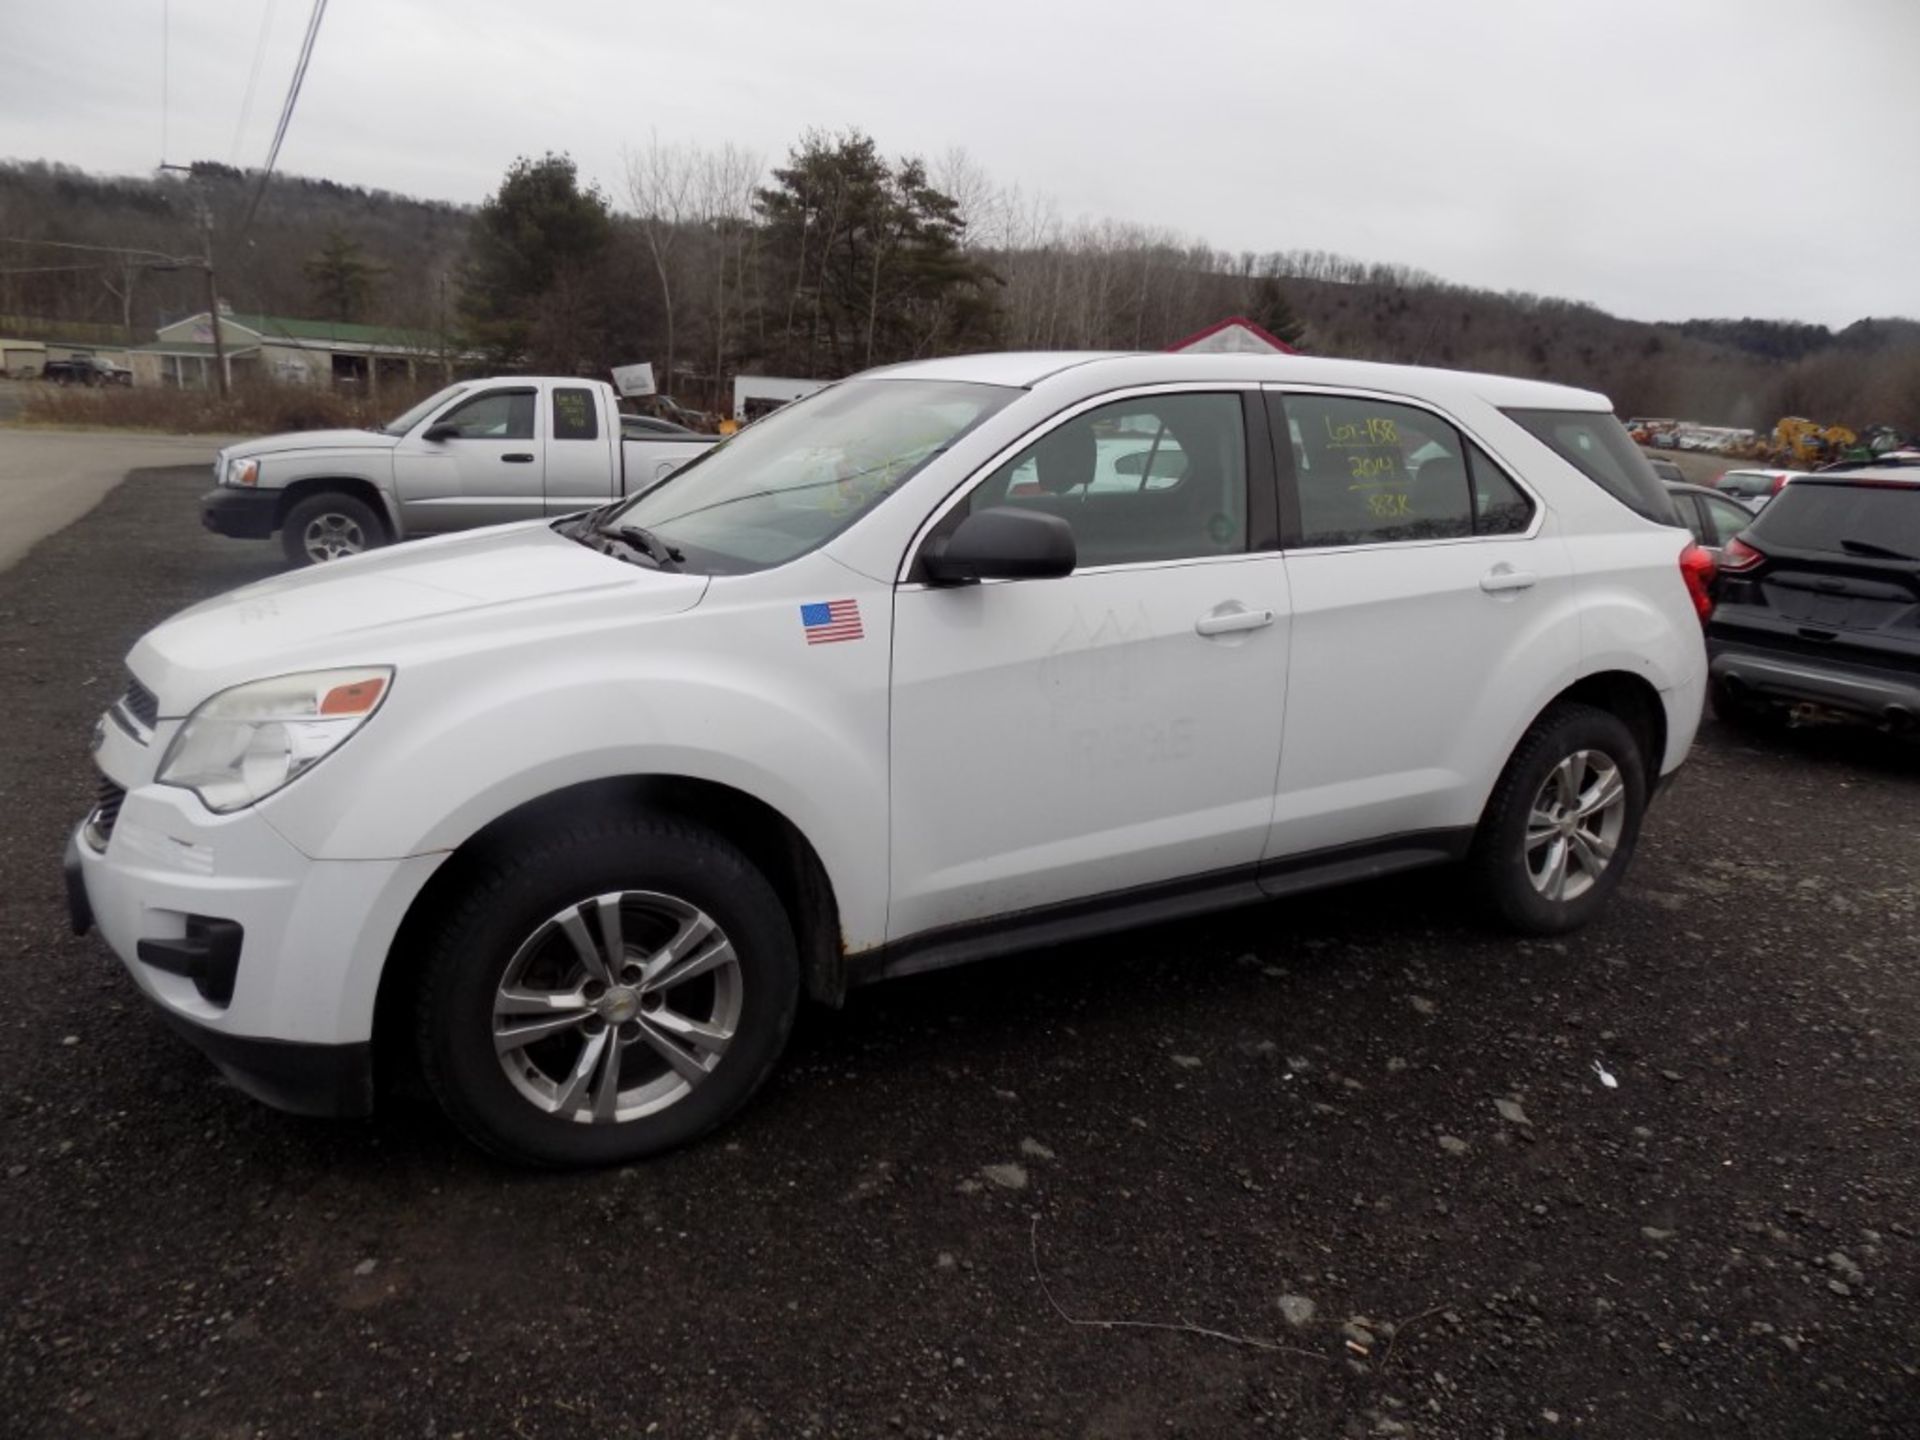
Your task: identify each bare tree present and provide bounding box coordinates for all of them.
[624,135,696,391]
[690,143,761,406]
[933,146,1003,249]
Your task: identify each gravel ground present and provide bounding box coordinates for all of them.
[3,468,1917,1440]
[0,430,234,572]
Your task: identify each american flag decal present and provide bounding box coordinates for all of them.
[800,598,864,645]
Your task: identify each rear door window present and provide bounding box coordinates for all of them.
[1503,408,1674,524]
[1275,394,1532,547]
[552,387,599,441]
[1700,494,1755,547]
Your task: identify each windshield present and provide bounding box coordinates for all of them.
[604,378,1016,573]
[381,383,467,435]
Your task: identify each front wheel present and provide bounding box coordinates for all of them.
[415,816,800,1167]
[1469,703,1647,934]
[280,491,386,566]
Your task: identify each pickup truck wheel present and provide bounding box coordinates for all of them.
[415,816,800,1168]
[1469,703,1646,935]
[281,491,385,566]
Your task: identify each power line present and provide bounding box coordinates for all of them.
[160,0,170,165]
[0,264,124,277]
[229,0,279,165]
[236,0,328,241]
[0,237,191,265]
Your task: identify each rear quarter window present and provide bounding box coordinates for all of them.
[1502,408,1677,525]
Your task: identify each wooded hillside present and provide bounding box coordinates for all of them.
[4,144,1915,435]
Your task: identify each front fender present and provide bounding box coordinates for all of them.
[260,655,892,953]
[260,451,401,536]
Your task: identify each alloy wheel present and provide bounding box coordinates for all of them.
[303,513,367,562]
[1524,749,1627,902]
[491,891,742,1125]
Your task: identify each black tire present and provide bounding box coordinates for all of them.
[1468,703,1647,935]
[1709,678,1785,735]
[415,815,800,1168]
[279,490,387,567]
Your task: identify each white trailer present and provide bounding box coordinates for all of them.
[732,375,826,424]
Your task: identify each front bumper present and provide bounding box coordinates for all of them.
[200,485,279,540]
[67,778,442,1118]
[1710,644,1920,725]
[150,1004,374,1117]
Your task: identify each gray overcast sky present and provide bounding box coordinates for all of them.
[2,0,1916,327]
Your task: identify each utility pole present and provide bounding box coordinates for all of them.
[162,163,228,398]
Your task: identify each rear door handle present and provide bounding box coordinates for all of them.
[1195,604,1276,637]
[1480,566,1537,594]
[502,453,535,464]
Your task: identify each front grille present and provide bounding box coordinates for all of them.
[91,776,126,845]
[122,676,159,729]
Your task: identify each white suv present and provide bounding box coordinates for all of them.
[67,352,1710,1166]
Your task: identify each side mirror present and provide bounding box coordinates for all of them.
[422,422,460,443]
[922,506,1076,585]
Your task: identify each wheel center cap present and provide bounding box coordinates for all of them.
[600,988,640,1024]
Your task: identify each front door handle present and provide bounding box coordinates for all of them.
[1480,566,1537,593]
[502,453,535,464]
[1195,604,1276,637]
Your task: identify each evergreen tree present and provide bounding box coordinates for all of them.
[1249,275,1308,351]
[302,227,383,322]
[462,153,612,368]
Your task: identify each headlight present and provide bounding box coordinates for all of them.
[156,667,393,813]
[227,457,259,487]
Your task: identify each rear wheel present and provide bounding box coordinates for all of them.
[1469,703,1646,934]
[281,491,386,566]
[415,815,800,1167]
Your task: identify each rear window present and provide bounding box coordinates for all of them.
[1502,408,1677,524]
[1749,481,1920,558]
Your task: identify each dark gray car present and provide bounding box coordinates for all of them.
[1706,469,1920,734]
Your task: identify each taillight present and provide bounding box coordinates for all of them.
[1719,535,1765,573]
[1770,472,1792,494]
[1679,542,1716,624]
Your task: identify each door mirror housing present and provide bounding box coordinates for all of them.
[422,422,461,443]
[922,507,1076,585]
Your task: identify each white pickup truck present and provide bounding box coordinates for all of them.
[202,377,717,566]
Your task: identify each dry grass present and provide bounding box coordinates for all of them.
[15,379,447,436]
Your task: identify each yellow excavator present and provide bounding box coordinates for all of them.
[1754,417,1858,468]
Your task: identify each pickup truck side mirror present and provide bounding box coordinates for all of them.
[922,507,1076,585]
[422,422,461,443]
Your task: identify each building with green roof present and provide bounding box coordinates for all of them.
[130,306,462,393]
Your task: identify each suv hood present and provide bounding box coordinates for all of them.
[223,427,400,459]
[129,523,708,713]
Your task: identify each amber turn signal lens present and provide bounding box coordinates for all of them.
[320,677,387,716]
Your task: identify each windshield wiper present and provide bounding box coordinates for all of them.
[597,521,685,569]
[1839,537,1916,561]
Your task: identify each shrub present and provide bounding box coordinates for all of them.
[16,378,448,435]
